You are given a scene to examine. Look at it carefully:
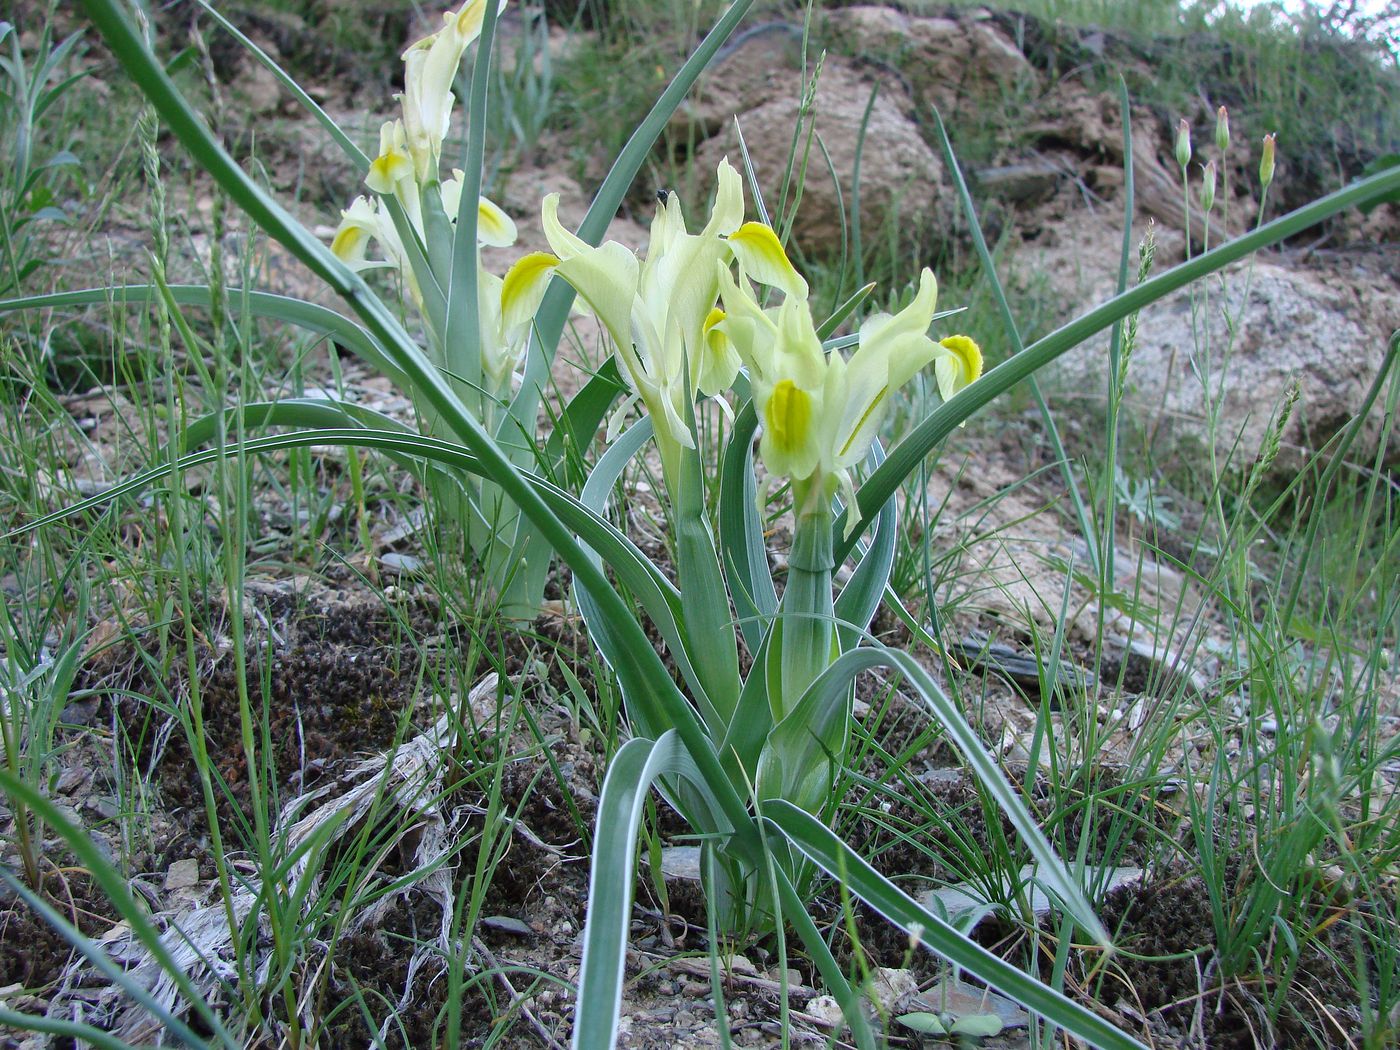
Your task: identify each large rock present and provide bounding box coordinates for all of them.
[822,4,1037,114]
[1042,219,1400,469]
[689,39,942,256]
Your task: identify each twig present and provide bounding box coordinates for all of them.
[472,935,567,1050]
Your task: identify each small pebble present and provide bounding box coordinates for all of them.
[165,858,200,891]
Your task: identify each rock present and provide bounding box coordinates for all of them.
[824,6,1037,114]
[1019,83,1255,240]
[680,23,807,137]
[922,865,1144,931]
[692,51,942,255]
[164,858,200,891]
[657,845,702,881]
[236,57,284,117]
[869,967,918,1012]
[912,978,1030,1030]
[1049,241,1400,470]
[805,994,845,1028]
[973,158,1065,206]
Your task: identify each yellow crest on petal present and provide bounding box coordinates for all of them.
[937,334,983,395]
[477,197,517,247]
[331,224,369,262]
[703,306,726,343]
[766,379,812,459]
[727,222,808,300]
[501,251,558,330]
[366,150,413,195]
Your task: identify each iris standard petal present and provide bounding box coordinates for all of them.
[541,193,590,260]
[553,241,641,352]
[700,157,745,238]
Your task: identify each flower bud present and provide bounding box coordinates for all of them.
[1215,105,1230,153]
[1200,160,1217,213]
[1260,133,1277,189]
[1175,118,1192,170]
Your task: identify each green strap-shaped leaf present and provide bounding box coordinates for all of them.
[764,800,1149,1050]
[441,0,498,395]
[540,357,626,468]
[0,285,410,389]
[576,418,717,733]
[573,732,726,1049]
[718,400,777,654]
[717,625,776,788]
[672,437,741,726]
[782,642,1107,942]
[178,397,414,451]
[769,862,878,1050]
[832,162,1400,563]
[833,439,894,650]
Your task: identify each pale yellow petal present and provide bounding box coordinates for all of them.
[696,306,741,397]
[500,251,558,331]
[366,150,413,195]
[727,222,807,300]
[833,346,891,468]
[715,262,777,375]
[476,196,517,247]
[758,377,822,481]
[541,193,589,260]
[700,157,745,238]
[554,241,641,352]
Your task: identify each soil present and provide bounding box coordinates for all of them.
[1,551,1367,1048]
[0,868,118,994]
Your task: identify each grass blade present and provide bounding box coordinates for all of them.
[194,1,369,169]
[0,769,240,1047]
[0,285,408,387]
[929,106,1097,573]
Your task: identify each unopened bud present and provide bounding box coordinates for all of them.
[1175,118,1192,170]
[1215,106,1230,153]
[1200,160,1217,213]
[1260,133,1277,189]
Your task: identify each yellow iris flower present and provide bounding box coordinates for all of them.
[500,158,806,474]
[331,176,525,391]
[716,267,981,534]
[399,0,508,182]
